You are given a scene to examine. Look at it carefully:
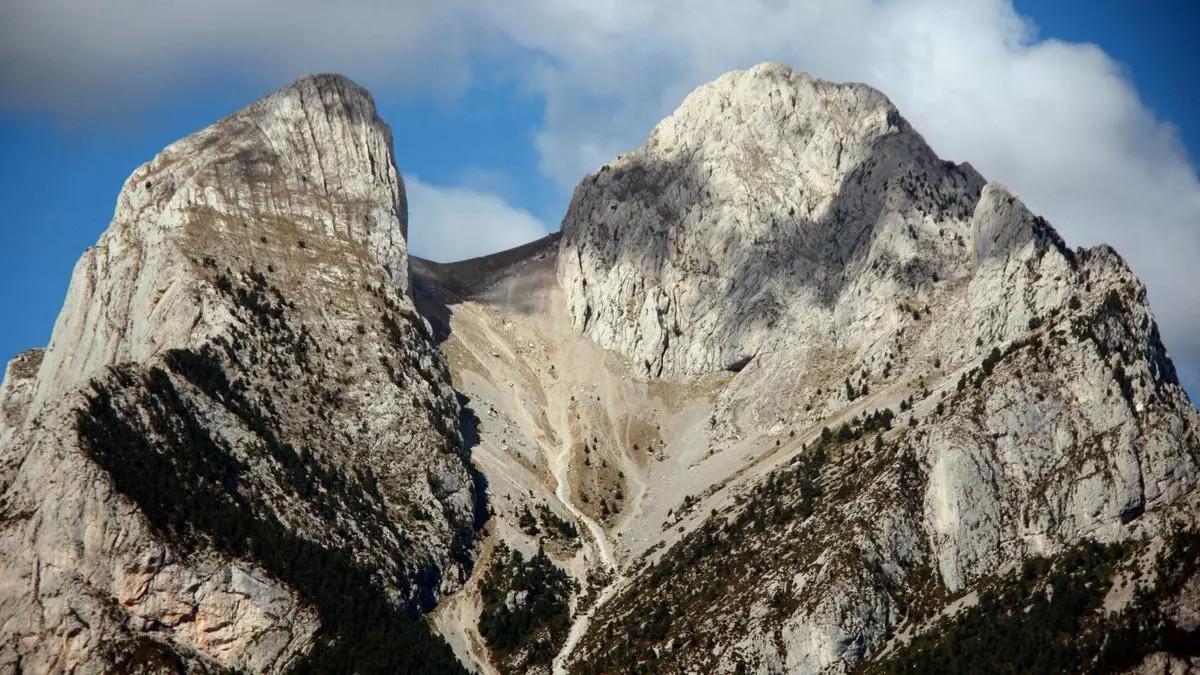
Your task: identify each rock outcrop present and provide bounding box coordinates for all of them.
[552,63,1199,672]
[559,63,984,378]
[0,75,478,673]
[2,63,1196,675]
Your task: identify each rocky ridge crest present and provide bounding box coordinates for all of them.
[554,63,1200,673]
[0,74,478,673]
[0,63,1197,675]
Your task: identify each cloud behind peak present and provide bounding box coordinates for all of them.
[2,0,1197,393]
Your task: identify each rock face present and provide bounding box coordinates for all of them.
[551,63,1199,672]
[559,63,984,378]
[0,75,479,673]
[0,349,41,449]
[2,63,1197,675]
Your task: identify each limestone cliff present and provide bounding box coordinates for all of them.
[0,75,479,673]
[2,63,1197,675]
[552,63,1200,673]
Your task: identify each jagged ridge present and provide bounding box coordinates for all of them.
[1,62,1197,675]
[0,74,479,673]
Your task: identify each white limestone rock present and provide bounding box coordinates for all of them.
[0,349,41,450]
[0,74,477,672]
[558,62,984,379]
[559,63,1200,673]
[1,61,1196,675]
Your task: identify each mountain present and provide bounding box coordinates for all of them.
[0,75,480,673]
[2,63,1198,674]
[546,62,1200,673]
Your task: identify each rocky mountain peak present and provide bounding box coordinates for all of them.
[544,65,1199,674]
[558,62,991,378]
[646,62,911,194]
[30,73,413,414]
[118,71,408,278]
[0,74,477,673]
[2,63,1197,675]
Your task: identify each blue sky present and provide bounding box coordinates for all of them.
[1,0,1198,397]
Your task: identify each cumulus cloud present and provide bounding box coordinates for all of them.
[404,176,550,262]
[0,0,487,117]
[2,0,1197,390]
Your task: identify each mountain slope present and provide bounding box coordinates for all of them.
[0,75,480,673]
[1,63,1196,675]
[554,63,1200,674]
[416,63,1199,674]
[554,61,1200,667]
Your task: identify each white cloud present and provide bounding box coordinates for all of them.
[0,0,487,117]
[2,0,1198,390]
[404,176,549,262]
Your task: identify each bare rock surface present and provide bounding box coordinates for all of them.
[559,62,985,379]
[2,63,1197,675]
[416,63,1199,674]
[551,63,1200,674]
[0,74,478,673]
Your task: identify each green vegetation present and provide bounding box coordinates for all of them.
[868,542,1125,674]
[538,504,580,541]
[960,334,1044,390]
[868,530,1200,675]
[102,634,201,674]
[162,346,401,547]
[818,407,895,448]
[479,543,575,668]
[516,503,579,546]
[581,423,922,674]
[518,506,540,535]
[1031,214,1078,269]
[77,353,467,674]
[1091,528,1200,671]
[1071,288,1130,362]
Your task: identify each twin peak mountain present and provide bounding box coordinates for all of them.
[1,63,1197,674]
